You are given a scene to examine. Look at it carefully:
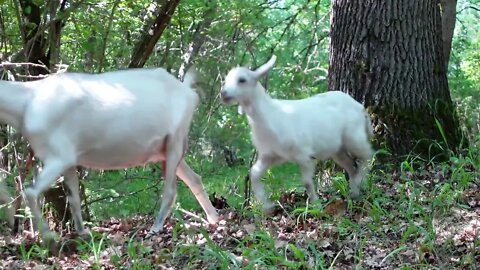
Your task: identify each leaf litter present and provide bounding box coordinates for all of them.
[0,163,478,269]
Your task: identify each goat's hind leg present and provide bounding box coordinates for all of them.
[176,159,219,224]
[149,138,183,235]
[299,159,319,203]
[63,168,89,238]
[24,159,70,243]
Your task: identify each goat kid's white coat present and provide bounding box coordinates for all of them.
[221,55,374,211]
[0,67,219,242]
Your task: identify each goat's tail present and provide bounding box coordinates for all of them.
[183,66,198,88]
[183,66,205,99]
[365,110,374,139]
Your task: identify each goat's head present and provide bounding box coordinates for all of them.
[221,55,276,105]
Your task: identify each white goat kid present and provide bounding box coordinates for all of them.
[221,55,374,212]
[0,67,219,241]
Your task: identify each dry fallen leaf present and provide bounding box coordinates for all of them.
[324,199,347,217]
[243,223,256,234]
[274,240,288,249]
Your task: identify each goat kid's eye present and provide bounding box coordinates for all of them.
[238,77,247,84]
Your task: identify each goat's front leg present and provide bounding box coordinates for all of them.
[24,159,70,244]
[349,158,370,199]
[250,155,281,213]
[176,159,219,224]
[333,149,360,198]
[299,160,319,202]
[62,168,89,237]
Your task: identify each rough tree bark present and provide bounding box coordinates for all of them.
[128,0,181,68]
[328,0,463,160]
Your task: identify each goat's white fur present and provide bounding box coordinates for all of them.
[221,55,374,211]
[0,67,219,240]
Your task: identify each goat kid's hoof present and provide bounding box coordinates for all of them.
[207,214,221,225]
[349,191,363,201]
[77,230,92,241]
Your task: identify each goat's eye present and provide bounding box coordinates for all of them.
[238,77,247,84]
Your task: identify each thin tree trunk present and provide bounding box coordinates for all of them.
[178,0,216,80]
[97,0,121,73]
[329,0,463,160]
[441,0,457,70]
[128,0,181,68]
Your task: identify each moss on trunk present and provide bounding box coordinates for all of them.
[369,99,464,161]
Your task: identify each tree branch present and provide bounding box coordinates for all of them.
[128,0,181,68]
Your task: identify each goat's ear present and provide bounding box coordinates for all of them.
[253,55,276,79]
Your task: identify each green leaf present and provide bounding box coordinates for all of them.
[288,244,305,261]
[24,5,32,15]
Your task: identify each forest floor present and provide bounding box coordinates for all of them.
[0,161,479,269]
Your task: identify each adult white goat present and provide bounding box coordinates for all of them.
[220,55,374,212]
[0,67,219,242]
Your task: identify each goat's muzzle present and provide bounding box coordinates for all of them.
[220,90,234,104]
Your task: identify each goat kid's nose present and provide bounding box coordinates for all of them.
[220,90,227,98]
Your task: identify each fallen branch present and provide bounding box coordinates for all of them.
[82,183,159,207]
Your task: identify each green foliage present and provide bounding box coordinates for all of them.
[449,0,480,145]
[0,0,479,268]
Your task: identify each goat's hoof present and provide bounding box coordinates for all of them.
[349,191,362,201]
[41,231,60,253]
[263,204,282,216]
[207,214,221,224]
[77,229,92,241]
[145,229,163,239]
[42,231,59,243]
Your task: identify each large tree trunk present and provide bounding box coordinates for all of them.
[328,0,463,160]
[18,0,51,76]
[128,0,181,68]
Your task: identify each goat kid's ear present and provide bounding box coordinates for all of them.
[253,55,277,80]
[238,105,244,115]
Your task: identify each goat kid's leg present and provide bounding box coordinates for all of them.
[250,155,279,213]
[62,168,89,237]
[24,160,70,243]
[149,143,183,234]
[299,160,319,203]
[176,159,219,224]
